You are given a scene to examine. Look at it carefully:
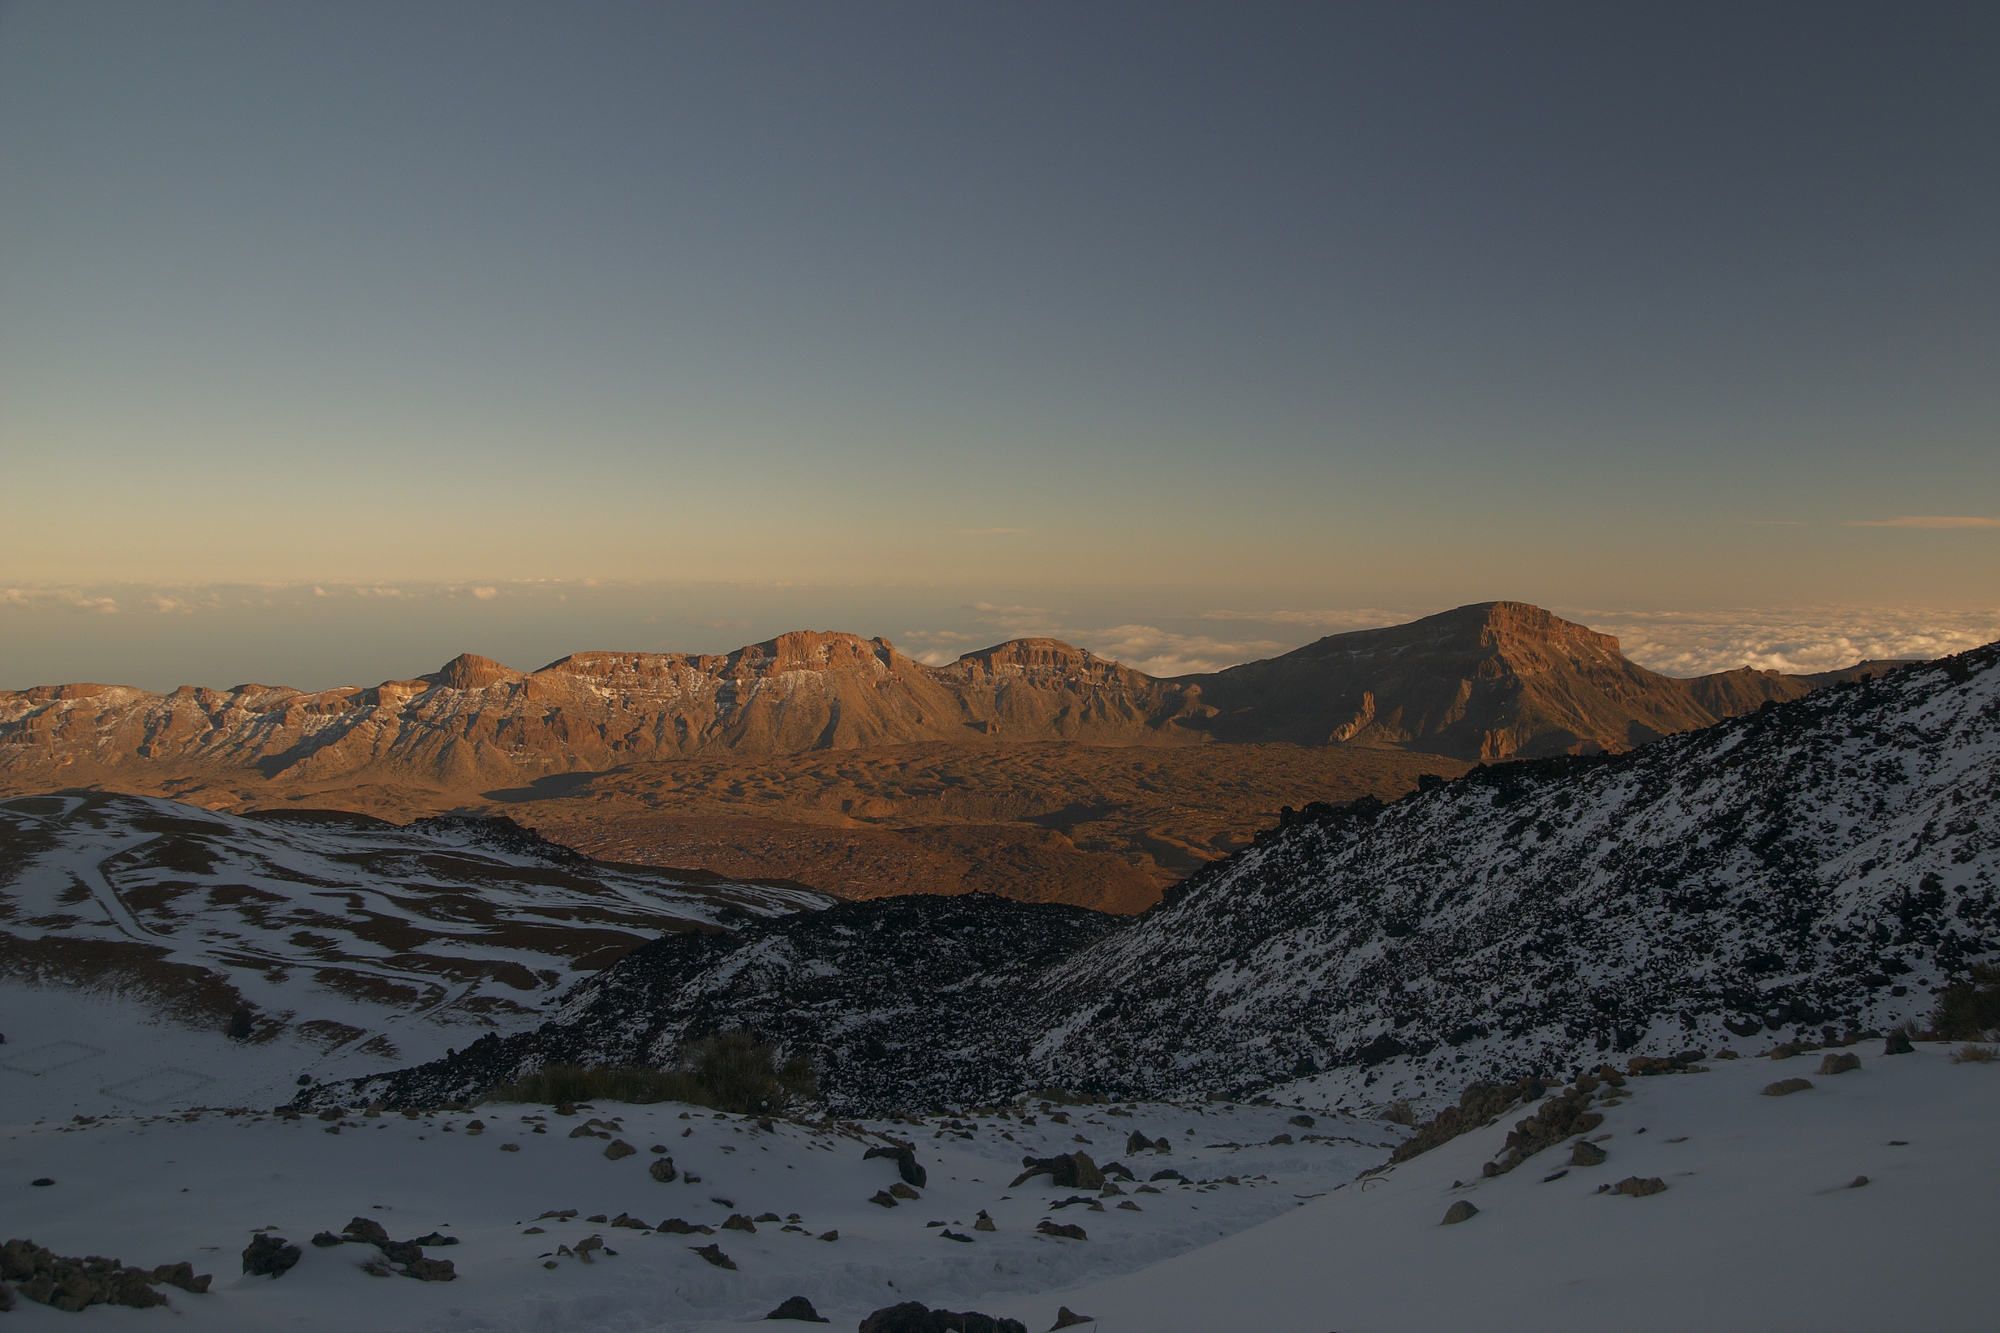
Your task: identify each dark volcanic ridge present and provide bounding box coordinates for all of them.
[325,645,1999,1114]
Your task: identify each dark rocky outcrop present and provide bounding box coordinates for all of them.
[859,1303,1026,1333]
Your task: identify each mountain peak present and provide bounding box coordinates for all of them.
[426,653,522,691]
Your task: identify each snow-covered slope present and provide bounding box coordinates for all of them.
[1033,645,2000,1108]
[358,647,1998,1116]
[6,1045,1994,1330]
[0,793,826,1118]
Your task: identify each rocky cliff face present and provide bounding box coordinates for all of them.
[329,645,1998,1115]
[0,609,1902,791]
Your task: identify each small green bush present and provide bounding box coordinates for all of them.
[1929,964,2000,1040]
[488,1029,816,1113]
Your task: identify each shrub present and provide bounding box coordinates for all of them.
[1928,964,2000,1040]
[1382,1098,1417,1126]
[487,1029,816,1113]
[1947,1043,1997,1065]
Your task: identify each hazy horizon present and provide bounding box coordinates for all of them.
[4,577,1994,694]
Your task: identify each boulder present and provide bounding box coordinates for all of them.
[766,1295,831,1322]
[1441,1201,1478,1224]
[401,1257,456,1281]
[1035,1220,1087,1240]
[241,1234,301,1278]
[650,1157,678,1183]
[310,1232,344,1248]
[689,1243,736,1270]
[1819,1052,1862,1075]
[858,1300,1027,1333]
[722,1214,758,1233]
[1884,1031,1915,1055]
[1570,1140,1607,1167]
[1613,1176,1667,1197]
[341,1217,390,1246]
[604,1139,637,1160]
[889,1182,921,1200]
[1009,1152,1104,1190]
[1051,1307,1095,1329]
[1288,1114,1315,1128]
[1762,1078,1814,1096]
[864,1144,928,1188]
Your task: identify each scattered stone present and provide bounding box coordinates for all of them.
[819,1230,839,1241]
[1289,1114,1315,1128]
[1441,1201,1479,1225]
[1051,1307,1095,1329]
[1883,1031,1915,1056]
[722,1214,758,1233]
[870,1191,899,1208]
[689,1243,736,1269]
[0,1239,205,1311]
[30,1179,54,1188]
[658,1219,714,1234]
[754,1212,782,1223]
[889,1182,921,1200]
[858,1300,1027,1333]
[604,1139,637,1160]
[1035,1220,1087,1240]
[242,1234,302,1278]
[523,1227,545,1235]
[588,1214,609,1223]
[1268,1133,1293,1145]
[766,1294,831,1322]
[1763,1078,1814,1097]
[974,1211,997,1232]
[1149,1169,1185,1182]
[1541,1169,1568,1183]
[1125,1130,1153,1155]
[401,1257,456,1282]
[650,1157,679,1183]
[1850,1175,1869,1188]
[1613,1176,1667,1197]
[1571,1140,1608,1167]
[500,1143,521,1152]
[409,1232,457,1246]
[864,1144,929,1188]
[377,1241,423,1265]
[941,1229,974,1242]
[1819,1053,1862,1076]
[362,1259,394,1277]
[610,1214,648,1230]
[1116,1200,1142,1211]
[535,1209,578,1221]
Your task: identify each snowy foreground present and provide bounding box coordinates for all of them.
[6,1045,1997,1331]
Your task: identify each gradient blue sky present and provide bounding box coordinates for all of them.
[3,1,1996,689]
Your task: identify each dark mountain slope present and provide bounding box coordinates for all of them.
[331,646,1999,1114]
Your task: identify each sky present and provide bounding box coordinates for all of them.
[3,1,1996,690]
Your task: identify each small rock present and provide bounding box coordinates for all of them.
[1035,1220,1087,1240]
[409,1232,457,1246]
[889,1182,921,1200]
[1052,1307,1095,1329]
[1288,1114,1316,1128]
[870,1190,899,1208]
[310,1231,344,1248]
[1571,1140,1608,1167]
[1763,1078,1815,1097]
[754,1212,781,1223]
[1441,1201,1479,1225]
[604,1139,637,1160]
[500,1143,521,1152]
[30,1178,54,1187]
[689,1243,736,1269]
[1849,1175,1869,1188]
[766,1294,831,1322]
[242,1234,301,1278]
[722,1214,758,1233]
[1268,1133,1293,1145]
[1819,1052,1862,1076]
[1883,1031,1915,1056]
[377,1240,422,1264]
[818,1230,838,1241]
[941,1229,974,1242]
[974,1211,997,1231]
[1613,1176,1668,1197]
[1116,1200,1141,1211]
